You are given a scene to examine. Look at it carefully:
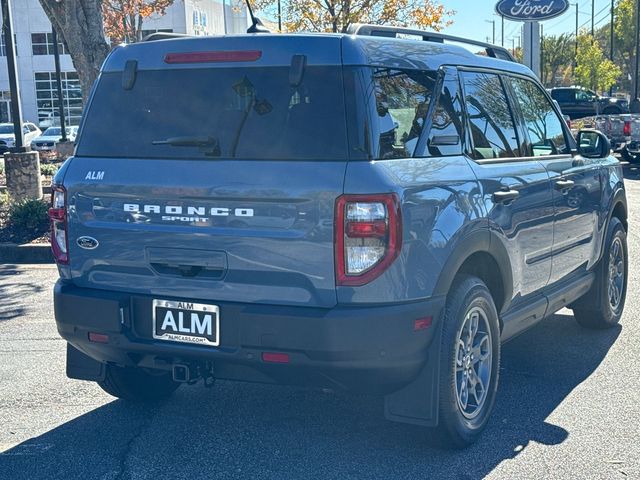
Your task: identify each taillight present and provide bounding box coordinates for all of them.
[48,185,69,264]
[624,120,631,137]
[335,194,402,286]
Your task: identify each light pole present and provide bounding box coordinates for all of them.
[1,0,25,152]
[277,0,282,32]
[51,27,67,142]
[610,0,615,95]
[501,15,505,46]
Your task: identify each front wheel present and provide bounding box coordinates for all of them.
[573,217,628,329]
[430,276,501,448]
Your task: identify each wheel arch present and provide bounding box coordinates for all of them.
[433,230,513,320]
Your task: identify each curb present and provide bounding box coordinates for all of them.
[0,243,54,264]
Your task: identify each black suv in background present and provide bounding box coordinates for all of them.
[549,86,629,119]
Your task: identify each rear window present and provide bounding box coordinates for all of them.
[77,66,349,160]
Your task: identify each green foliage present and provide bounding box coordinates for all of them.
[40,163,59,176]
[0,191,8,206]
[575,33,621,92]
[541,34,575,87]
[0,162,4,175]
[9,198,49,233]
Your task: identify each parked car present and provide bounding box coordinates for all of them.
[549,86,629,119]
[51,25,628,448]
[0,122,42,153]
[31,126,78,152]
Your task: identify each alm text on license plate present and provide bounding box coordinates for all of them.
[152,300,220,347]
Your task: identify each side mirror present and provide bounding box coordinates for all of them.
[577,129,610,159]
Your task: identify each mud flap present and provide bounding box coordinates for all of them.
[66,343,106,381]
[383,321,442,427]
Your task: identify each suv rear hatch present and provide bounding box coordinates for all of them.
[62,36,349,308]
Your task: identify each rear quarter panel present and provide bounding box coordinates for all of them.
[340,155,485,304]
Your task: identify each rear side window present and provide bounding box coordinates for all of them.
[509,77,570,156]
[77,66,348,160]
[461,72,520,160]
[422,74,464,157]
[551,89,573,102]
[372,69,437,159]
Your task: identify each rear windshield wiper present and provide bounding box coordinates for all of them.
[152,136,218,147]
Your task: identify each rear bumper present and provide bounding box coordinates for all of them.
[54,280,445,393]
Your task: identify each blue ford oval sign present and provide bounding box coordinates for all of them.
[496,0,569,22]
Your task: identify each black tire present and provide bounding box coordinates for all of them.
[430,275,501,448]
[573,217,628,329]
[98,364,180,401]
[621,148,639,163]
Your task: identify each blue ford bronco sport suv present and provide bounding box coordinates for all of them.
[51,24,628,448]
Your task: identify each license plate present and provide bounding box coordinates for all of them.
[152,300,219,347]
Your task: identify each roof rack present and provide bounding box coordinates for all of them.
[347,24,516,63]
[142,32,192,42]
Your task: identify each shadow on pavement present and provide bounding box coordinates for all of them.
[0,311,620,479]
[0,264,45,322]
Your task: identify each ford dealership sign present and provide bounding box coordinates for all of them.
[495,0,570,21]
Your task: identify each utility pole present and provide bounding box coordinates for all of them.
[610,0,615,96]
[277,0,282,32]
[501,15,505,46]
[575,2,579,68]
[633,0,640,108]
[51,27,67,142]
[592,0,595,36]
[486,19,496,44]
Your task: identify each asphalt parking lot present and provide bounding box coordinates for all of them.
[1,164,640,480]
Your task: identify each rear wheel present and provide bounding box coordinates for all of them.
[98,364,180,401]
[430,276,500,448]
[573,217,627,329]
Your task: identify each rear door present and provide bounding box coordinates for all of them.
[460,71,555,300]
[507,76,601,284]
[64,39,349,308]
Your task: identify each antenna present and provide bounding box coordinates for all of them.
[245,0,270,33]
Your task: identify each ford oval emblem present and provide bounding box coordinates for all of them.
[77,236,99,250]
[495,0,569,22]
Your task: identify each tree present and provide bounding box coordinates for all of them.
[541,34,574,87]
[103,0,175,44]
[252,0,455,33]
[613,0,635,91]
[38,0,111,103]
[575,33,621,93]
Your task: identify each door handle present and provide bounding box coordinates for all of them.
[493,189,520,205]
[554,179,575,191]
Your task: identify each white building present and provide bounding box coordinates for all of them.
[0,0,248,128]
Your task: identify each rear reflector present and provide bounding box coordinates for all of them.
[164,50,262,64]
[88,332,109,344]
[624,120,631,137]
[414,317,432,331]
[262,352,290,364]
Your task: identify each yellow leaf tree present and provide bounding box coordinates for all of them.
[575,33,621,93]
[103,0,175,43]
[251,0,455,33]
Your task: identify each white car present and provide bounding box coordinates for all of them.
[0,122,42,153]
[31,126,78,151]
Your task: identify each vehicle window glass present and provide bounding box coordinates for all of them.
[576,90,595,102]
[461,72,520,159]
[509,77,570,156]
[419,76,463,157]
[77,67,348,160]
[372,69,437,159]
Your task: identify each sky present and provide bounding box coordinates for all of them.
[440,0,615,46]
